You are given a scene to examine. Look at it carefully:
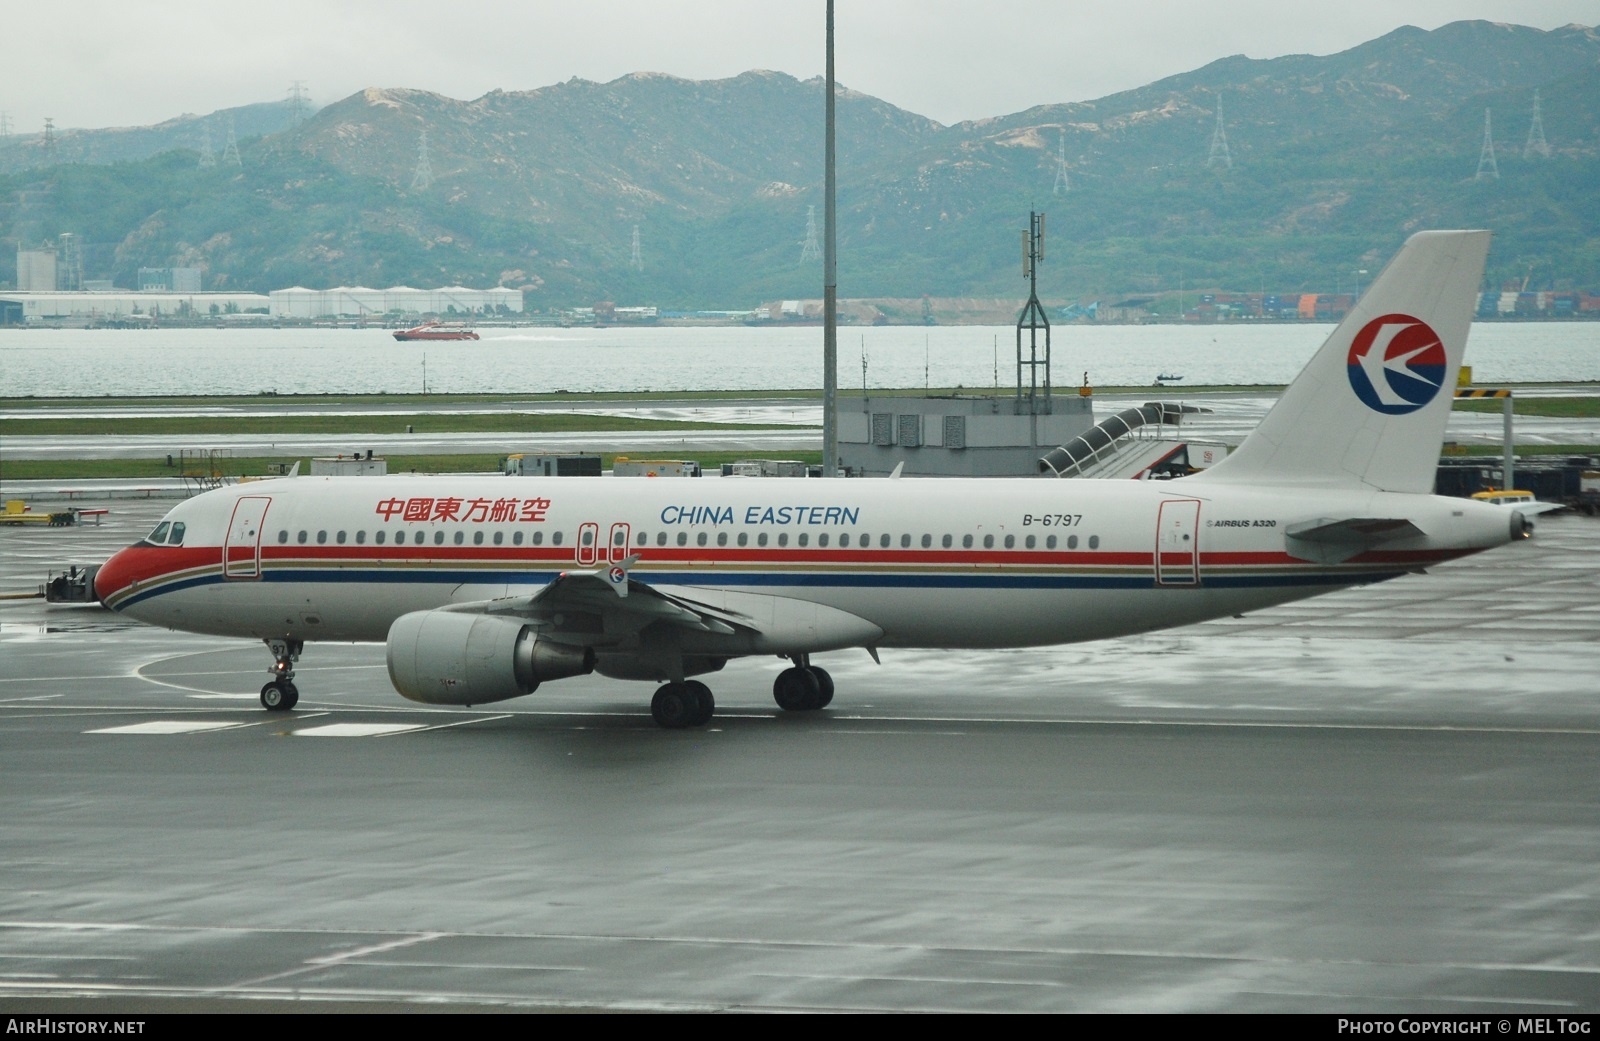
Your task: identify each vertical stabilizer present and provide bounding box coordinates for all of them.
[1194,230,1489,493]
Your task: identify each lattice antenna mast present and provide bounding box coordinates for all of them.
[1206,94,1232,169]
[410,128,434,190]
[42,118,57,164]
[1476,108,1498,180]
[221,116,242,168]
[799,204,821,263]
[0,111,12,139]
[1524,89,1550,159]
[1015,211,1052,412]
[198,122,216,169]
[1052,128,1070,194]
[288,81,311,124]
[630,224,643,270]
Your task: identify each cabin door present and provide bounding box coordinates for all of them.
[577,522,601,566]
[607,523,632,563]
[1155,498,1201,586]
[224,496,271,579]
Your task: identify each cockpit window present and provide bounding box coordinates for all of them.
[167,522,186,545]
[147,522,171,544]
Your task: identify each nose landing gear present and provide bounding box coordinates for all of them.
[260,638,303,711]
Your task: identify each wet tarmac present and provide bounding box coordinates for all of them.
[5,390,1598,463]
[0,499,1597,1012]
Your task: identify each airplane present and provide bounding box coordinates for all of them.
[94,230,1528,728]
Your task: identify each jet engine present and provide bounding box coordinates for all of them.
[386,610,594,706]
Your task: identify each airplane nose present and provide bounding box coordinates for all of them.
[95,543,148,608]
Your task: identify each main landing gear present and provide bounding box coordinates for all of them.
[651,680,714,729]
[773,657,833,713]
[260,637,303,711]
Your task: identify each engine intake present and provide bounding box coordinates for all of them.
[386,610,594,706]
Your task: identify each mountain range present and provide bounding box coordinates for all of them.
[2,19,1597,307]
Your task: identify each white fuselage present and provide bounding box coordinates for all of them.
[97,473,1516,653]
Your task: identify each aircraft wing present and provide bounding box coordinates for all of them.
[1284,517,1425,565]
[446,557,882,655]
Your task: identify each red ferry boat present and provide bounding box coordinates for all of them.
[392,321,480,341]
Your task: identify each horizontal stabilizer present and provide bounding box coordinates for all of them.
[1285,517,1423,565]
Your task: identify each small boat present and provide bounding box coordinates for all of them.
[393,321,480,342]
[1157,373,1184,382]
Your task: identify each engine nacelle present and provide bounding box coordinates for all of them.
[386,610,594,706]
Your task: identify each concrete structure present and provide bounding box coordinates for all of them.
[0,291,271,323]
[16,247,56,291]
[269,286,522,318]
[838,393,1095,477]
[310,455,387,477]
[139,267,202,292]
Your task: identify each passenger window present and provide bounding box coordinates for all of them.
[962,534,973,548]
[433,531,445,545]
[737,533,748,547]
[1067,535,1078,549]
[168,522,186,544]
[336,531,347,544]
[838,533,849,547]
[552,531,564,546]
[656,532,667,546]
[493,532,504,545]
[677,532,688,546]
[798,533,809,547]
[473,531,483,545]
[614,530,627,546]
[757,533,768,547]
[941,534,952,548]
[297,530,308,544]
[637,532,648,546]
[1025,535,1036,549]
[148,522,171,543]
[717,532,728,547]
[513,531,524,545]
[880,534,891,548]
[532,531,543,545]
[983,534,994,549]
[454,531,465,545]
[920,534,932,548]
[582,529,595,546]
[697,532,708,547]
[1004,535,1015,549]
[278,530,288,544]
[1088,535,1100,549]
[900,534,911,548]
[355,531,366,545]
[1046,535,1057,549]
[316,530,327,544]
[778,533,789,547]
[818,533,829,548]
[375,530,387,545]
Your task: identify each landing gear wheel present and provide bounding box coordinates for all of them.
[773,666,822,712]
[683,680,715,726]
[808,666,834,709]
[652,682,698,729]
[260,681,298,712]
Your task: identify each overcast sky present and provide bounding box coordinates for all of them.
[4,1,1595,134]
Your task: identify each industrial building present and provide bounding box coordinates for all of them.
[268,286,521,318]
[0,291,272,324]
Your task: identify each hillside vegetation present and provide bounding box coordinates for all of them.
[2,20,1596,306]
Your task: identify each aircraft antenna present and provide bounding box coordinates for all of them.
[630,224,643,271]
[198,122,216,169]
[1206,94,1231,169]
[799,204,821,264]
[1052,128,1071,193]
[221,116,242,168]
[1476,108,1498,180]
[1524,89,1550,159]
[411,128,434,190]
